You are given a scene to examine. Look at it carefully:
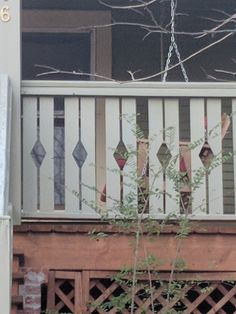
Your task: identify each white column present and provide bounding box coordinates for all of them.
[0,76,11,216]
[0,0,21,223]
[0,217,11,314]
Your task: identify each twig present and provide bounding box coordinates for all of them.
[98,0,158,10]
[140,225,155,313]
[201,67,230,82]
[130,32,233,81]
[167,236,182,302]
[34,64,117,82]
[35,32,233,83]
[197,12,236,38]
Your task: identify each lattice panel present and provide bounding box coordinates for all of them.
[47,271,83,314]
[47,271,236,313]
[89,279,236,314]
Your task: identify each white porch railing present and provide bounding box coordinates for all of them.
[20,81,236,220]
[0,75,12,314]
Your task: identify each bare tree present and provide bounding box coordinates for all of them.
[35,0,236,82]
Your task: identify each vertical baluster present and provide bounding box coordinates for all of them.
[105,98,121,213]
[148,98,164,216]
[80,97,97,215]
[23,97,38,214]
[164,99,180,215]
[207,98,223,215]
[64,97,79,212]
[39,97,54,213]
[190,98,207,215]
[122,98,137,208]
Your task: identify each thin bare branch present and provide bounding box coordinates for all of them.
[201,67,230,82]
[65,20,236,38]
[215,69,236,75]
[35,31,233,83]
[141,27,236,36]
[127,69,143,80]
[129,32,233,81]
[34,64,117,82]
[206,68,236,81]
[140,0,160,27]
[72,21,167,34]
[212,8,234,19]
[197,12,236,38]
[167,237,182,302]
[98,0,158,10]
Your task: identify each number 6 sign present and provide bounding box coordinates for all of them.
[0,6,10,22]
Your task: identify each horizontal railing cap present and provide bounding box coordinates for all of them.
[22,80,236,97]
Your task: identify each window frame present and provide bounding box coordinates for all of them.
[22,9,112,79]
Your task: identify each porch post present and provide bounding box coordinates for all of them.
[0,74,12,313]
[0,217,11,314]
[0,0,21,223]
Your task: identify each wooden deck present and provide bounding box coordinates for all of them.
[13,222,236,313]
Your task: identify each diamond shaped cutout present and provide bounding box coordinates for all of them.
[113,140,128,170]
[157,143,172,168]
[73,141,88,168]
[199,142,214,168]
[31,140,46,168]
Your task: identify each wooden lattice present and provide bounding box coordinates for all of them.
[47,271,84,313]
[47,271,236,313]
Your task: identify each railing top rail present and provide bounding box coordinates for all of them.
[22,80,236,98]
[0,75,12,216]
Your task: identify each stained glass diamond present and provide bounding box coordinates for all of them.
[157,143,172,168]
[113,140,128,170]
[199,142,214,168]
[31,140,46,168]
[73,141,88,168]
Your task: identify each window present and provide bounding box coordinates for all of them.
[22,32,91,80]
